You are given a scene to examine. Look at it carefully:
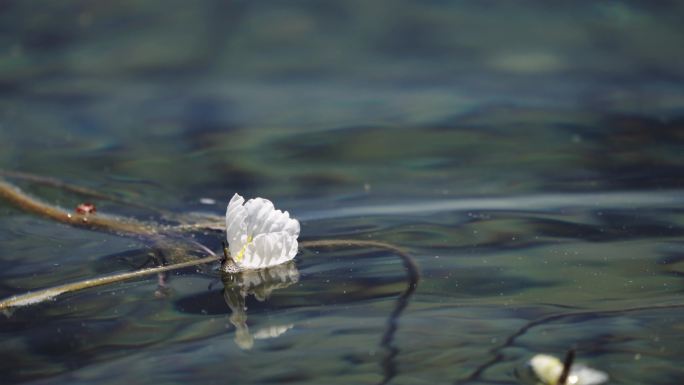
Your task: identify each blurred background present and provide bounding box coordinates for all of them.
[2,0,683,205]
[2,1,684,384]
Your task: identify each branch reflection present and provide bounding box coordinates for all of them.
[221,261,299,349]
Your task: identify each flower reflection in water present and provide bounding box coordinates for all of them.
[221,261,299,349]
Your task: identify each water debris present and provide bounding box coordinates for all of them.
[253,324,294,340]
[75,202,97,215]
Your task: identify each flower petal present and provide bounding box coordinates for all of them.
[528,354,608,385]
[225,194,249,257]
[243,197,300,238]
[239,231,298,269]
[529,354,563,385]
[570,365,609,385]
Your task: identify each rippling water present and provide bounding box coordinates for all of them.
[2,1,684,385]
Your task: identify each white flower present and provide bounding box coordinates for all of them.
[529,354,608,385]
[225,193,300,270]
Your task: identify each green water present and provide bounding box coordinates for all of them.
[2,1,684,384]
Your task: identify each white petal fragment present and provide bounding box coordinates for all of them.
[529,354,608,385]
[253,324,294,340]
[225,194,300,270]
[568,365,609,385]
[530,354,563,385]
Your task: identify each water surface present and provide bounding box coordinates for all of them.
[1,1,684,384]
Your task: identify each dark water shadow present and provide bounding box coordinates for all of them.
[174,244,420,384]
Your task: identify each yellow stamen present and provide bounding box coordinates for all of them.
[234,235,253,262]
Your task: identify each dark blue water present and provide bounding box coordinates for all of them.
[1,1,684,384]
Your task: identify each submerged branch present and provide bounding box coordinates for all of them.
[301,239,420,385]
[459,302,684,383]
[0,255,220,314]
[300,239,420,295]
[0,240,420,318]
[0,175,221,312]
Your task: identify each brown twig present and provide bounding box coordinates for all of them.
[0,255,220,313]
[0,169,187,217]
[0,178,160,237]
[0,169,118,200]
[0,170,227,230]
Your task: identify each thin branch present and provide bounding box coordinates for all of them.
[0,178,160,237]
[0,169,182,218]
[558,349,575,385]
[1,169,234,230]
[172,214,225,232]
[0,239,420,313]
[0,171,226,233]
[0,176,220,262]
[0,255,220,314]
[301,239,418,272]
